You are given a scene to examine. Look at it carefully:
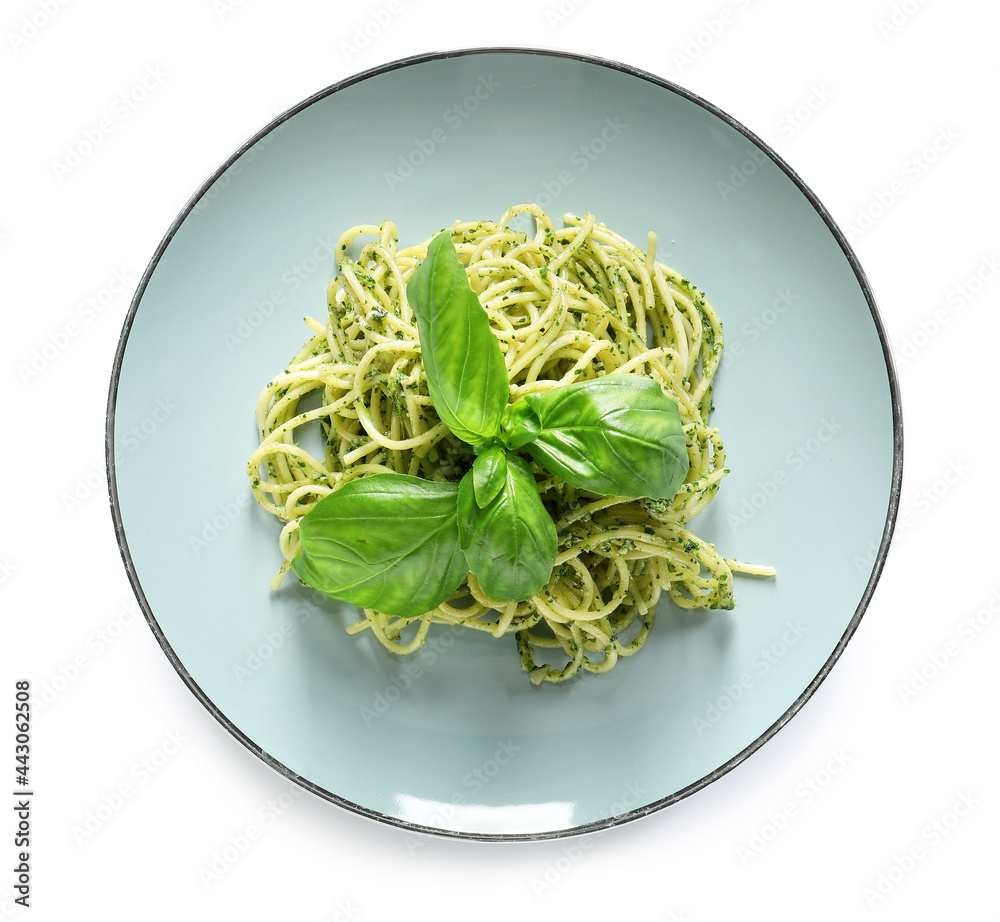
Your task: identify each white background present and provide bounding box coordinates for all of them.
[3,0,999,919]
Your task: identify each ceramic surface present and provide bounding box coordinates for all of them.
[108,48,901,839]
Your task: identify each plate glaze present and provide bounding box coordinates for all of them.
[107,48,901,840]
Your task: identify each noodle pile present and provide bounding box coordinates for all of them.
[247,204,771,683]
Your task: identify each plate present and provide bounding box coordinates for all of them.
[107,48,902,840]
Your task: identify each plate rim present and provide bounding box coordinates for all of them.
[104,45,904,842]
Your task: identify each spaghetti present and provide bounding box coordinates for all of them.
[247,204,772,684]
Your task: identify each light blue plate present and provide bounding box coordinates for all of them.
[107,49,901,840]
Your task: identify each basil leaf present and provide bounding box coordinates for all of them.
[292,473,467,618]
[513,374,690,499]
[500,397,541,450]
[458,455,557,602]
[406,231,509,446]
[472,444,508,508]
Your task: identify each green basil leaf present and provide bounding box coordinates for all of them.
[292,473,467,618]
[472,444,508,508]
[457,455,557,602]
[406,231,509,446]
[519,374,690,499]
[500,397,542,450]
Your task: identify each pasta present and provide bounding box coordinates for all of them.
[247,204,773,684]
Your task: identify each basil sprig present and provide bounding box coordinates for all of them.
[501,375,689,499]
[291,231,690,617]
[458,453,557,601]
[293,475,467,619]
[406,230,509,446]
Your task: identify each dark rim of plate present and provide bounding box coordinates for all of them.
[105,46,904,843]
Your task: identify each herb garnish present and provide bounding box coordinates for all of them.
[292,231,689,615]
